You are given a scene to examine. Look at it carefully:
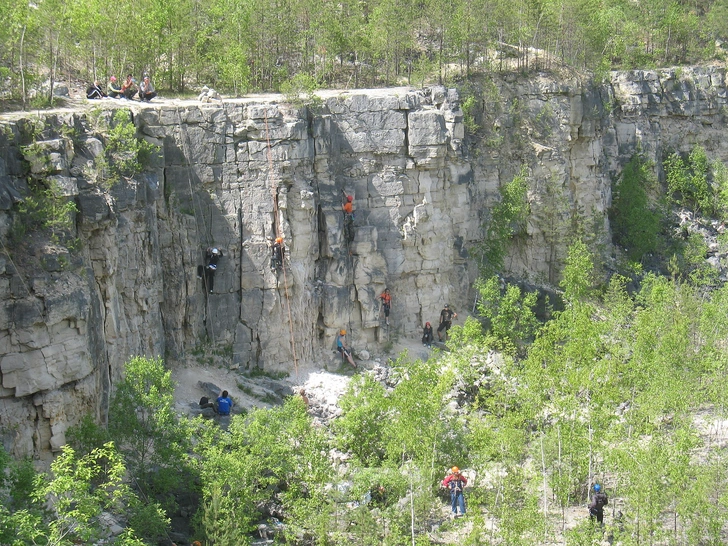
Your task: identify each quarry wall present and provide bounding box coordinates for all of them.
[0,67,726,458]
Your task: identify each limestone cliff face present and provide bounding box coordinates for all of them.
[0,68,726,458]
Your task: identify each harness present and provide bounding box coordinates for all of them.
[448,477,465,493]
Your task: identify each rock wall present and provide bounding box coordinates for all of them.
[0,68,727,458]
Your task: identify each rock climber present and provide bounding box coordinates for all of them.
[378,288,392,326]
[270,237,284,273]
[589,483,608,525]
[200,247,222,293]
[216,390,233,416]
[422,322,433,347]
[342,191,355,245]
[336,329,357,369]
[441,466,467,517]
[437,304,458,341]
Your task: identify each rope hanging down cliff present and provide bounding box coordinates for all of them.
[176,108,216,345]
[264,109,299,378]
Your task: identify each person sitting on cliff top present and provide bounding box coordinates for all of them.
[86,81,106,99]
[108,76,122,98]
[138,74,157,102]
[121,74,137,99]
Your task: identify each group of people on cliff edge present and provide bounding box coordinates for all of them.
[86,73,157,101]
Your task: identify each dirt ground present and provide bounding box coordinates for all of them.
[169,326,436,418]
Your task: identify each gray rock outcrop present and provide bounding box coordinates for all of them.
[0,68,727,458]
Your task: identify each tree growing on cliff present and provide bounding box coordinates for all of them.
[609,153,663,263]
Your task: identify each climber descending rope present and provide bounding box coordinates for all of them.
[264,109,299,378]
[176,108,217,345]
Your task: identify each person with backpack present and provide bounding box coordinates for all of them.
[589,483,608,524]
[336,329,357,369]
[378,288,392,326]
[441,466,467,517]
[216,390,233,416]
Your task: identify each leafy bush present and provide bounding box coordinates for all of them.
[474,276,539,356]
[11,179,78,242]
[664,146,715,215]
[609,153,662,261]
[479,166,530,274]
[461,94,480,134]
[281,73,323,111]
[86,109,158,188]
[108,356,191,492]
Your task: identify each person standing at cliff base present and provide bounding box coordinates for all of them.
[437,304,457,341]
[336,329,357,369]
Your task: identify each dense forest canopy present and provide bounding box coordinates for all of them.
[1,0,727,103]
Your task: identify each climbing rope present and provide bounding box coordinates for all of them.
[176,108,215,346]
[264,109,299,378]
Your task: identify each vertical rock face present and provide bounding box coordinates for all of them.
[146,87,477,373]
[0,69,727,458]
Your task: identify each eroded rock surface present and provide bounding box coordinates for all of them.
[0,69,727,458]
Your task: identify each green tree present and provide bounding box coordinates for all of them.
[480,166,530,275]
[474,275,539,356]
[108,356,190,492]
[609,153,663,262]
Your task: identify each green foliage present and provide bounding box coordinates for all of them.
[11,179,78,243]
[281,73,323,111]
[461,94,480,135]
[192,396,329,543]
[1,0,726,98]
[334,374,389,465]
[86,110,158,188]
[108,356,191,492]
[0,443,159,546]
[474,276,539,356]
[609,153,663,261]
[480,166,530,275]
[66,413,111,455]
[560,239,596,302]
[664,146,715,215]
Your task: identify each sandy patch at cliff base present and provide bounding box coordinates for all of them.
[169,327,440,419]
